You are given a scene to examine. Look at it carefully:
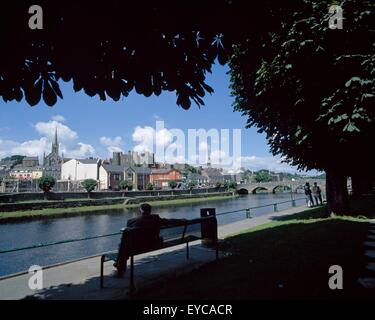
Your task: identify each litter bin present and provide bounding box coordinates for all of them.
[200,208,217,247]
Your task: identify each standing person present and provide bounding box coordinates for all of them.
[312,182,320,206]
[304,182,314,207]
[313,182,323,205]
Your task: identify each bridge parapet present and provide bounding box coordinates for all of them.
[236,179,326,194]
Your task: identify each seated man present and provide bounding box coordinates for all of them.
[115,203,187,276]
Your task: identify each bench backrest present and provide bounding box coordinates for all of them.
[118,216,217,257]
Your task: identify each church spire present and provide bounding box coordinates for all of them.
[54,127,58,145]
[207,153,211,167]
[52,127,59,154]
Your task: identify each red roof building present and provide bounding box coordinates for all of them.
[150,168,182,188]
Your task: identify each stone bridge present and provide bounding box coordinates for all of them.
[236,179,326,194]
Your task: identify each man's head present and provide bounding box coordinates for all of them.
[140,203,152,216]
[305,182,310,186]
[314,182,317,186]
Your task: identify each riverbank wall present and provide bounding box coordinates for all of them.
[0,187,227,204]
[0,191,234,213]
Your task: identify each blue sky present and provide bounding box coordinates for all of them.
[0,63,302,173]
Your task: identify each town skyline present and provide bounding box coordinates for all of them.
[0,121,316,175]
[0,63,309,174]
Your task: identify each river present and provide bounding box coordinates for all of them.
[0,193,306,276]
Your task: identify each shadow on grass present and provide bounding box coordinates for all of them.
[271,206,329,221]
[273,197,375,222]
[134,218,373,300]
[349,195,375,217]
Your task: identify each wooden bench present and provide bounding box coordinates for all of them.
[100,216,218,292]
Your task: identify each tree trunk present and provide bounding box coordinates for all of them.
[326,168,349,215]
[44,191,48,201]
[351,170,374,198]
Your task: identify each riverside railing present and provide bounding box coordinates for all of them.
[216,197,306,219]
[0,198,307,255]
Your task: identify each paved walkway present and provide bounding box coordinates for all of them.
[0,205,312,300]
[217,204,312,238]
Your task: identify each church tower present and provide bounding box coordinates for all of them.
[43,127,62,180]
[207,153,212,168]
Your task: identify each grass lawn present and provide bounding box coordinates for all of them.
[133,208,374,300]
[0,194,235,223]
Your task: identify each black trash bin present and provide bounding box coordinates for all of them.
[200,208,217,247]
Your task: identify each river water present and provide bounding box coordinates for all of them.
[0,193,306,276]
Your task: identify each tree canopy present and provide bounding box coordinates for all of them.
[229,0,374,213]
[169,180,177,189]
[119,180,132,190]
[230,0,374,172]
[38,176,55,193]
[1,0,374,214]
[254,171,272,183]
[81,179,97,193]
[0,0,304,108]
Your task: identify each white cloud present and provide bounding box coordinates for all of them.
[0,138,50,161]
[132,126,154,153]
[51,115,66,122]
[165,142,185,164]
[199,141,208,152]
[35,120,77,142]
[165,154,186,164]
[237,155,297,173]
[132,125,174,154]
[11,138,50,157]
[188,154,199,163]
[61,143,96,158]
[210,150,229,164]
[0,117,96,161]
[100,136,123,155]
[156,128,173,147]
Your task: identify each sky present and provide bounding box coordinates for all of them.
[0,63,305,173]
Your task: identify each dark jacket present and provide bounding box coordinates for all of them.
[127,214,186,229]
[304,185,312,195]
[127,214,166,229]
[125,214,186,250]
[116,214,187,272]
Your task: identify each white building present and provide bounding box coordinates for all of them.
[61,158,101,181]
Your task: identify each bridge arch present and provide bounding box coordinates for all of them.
[237,188,249,195]
[272,185,292,193]
[252,187,268,194]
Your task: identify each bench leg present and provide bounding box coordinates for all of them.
[129,255,135,294]
[100,255,105,289]
[186,241,190,259]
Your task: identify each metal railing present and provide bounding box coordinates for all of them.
[0,231,122,255]
[0,197,307,255]
[216,197,306,218]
